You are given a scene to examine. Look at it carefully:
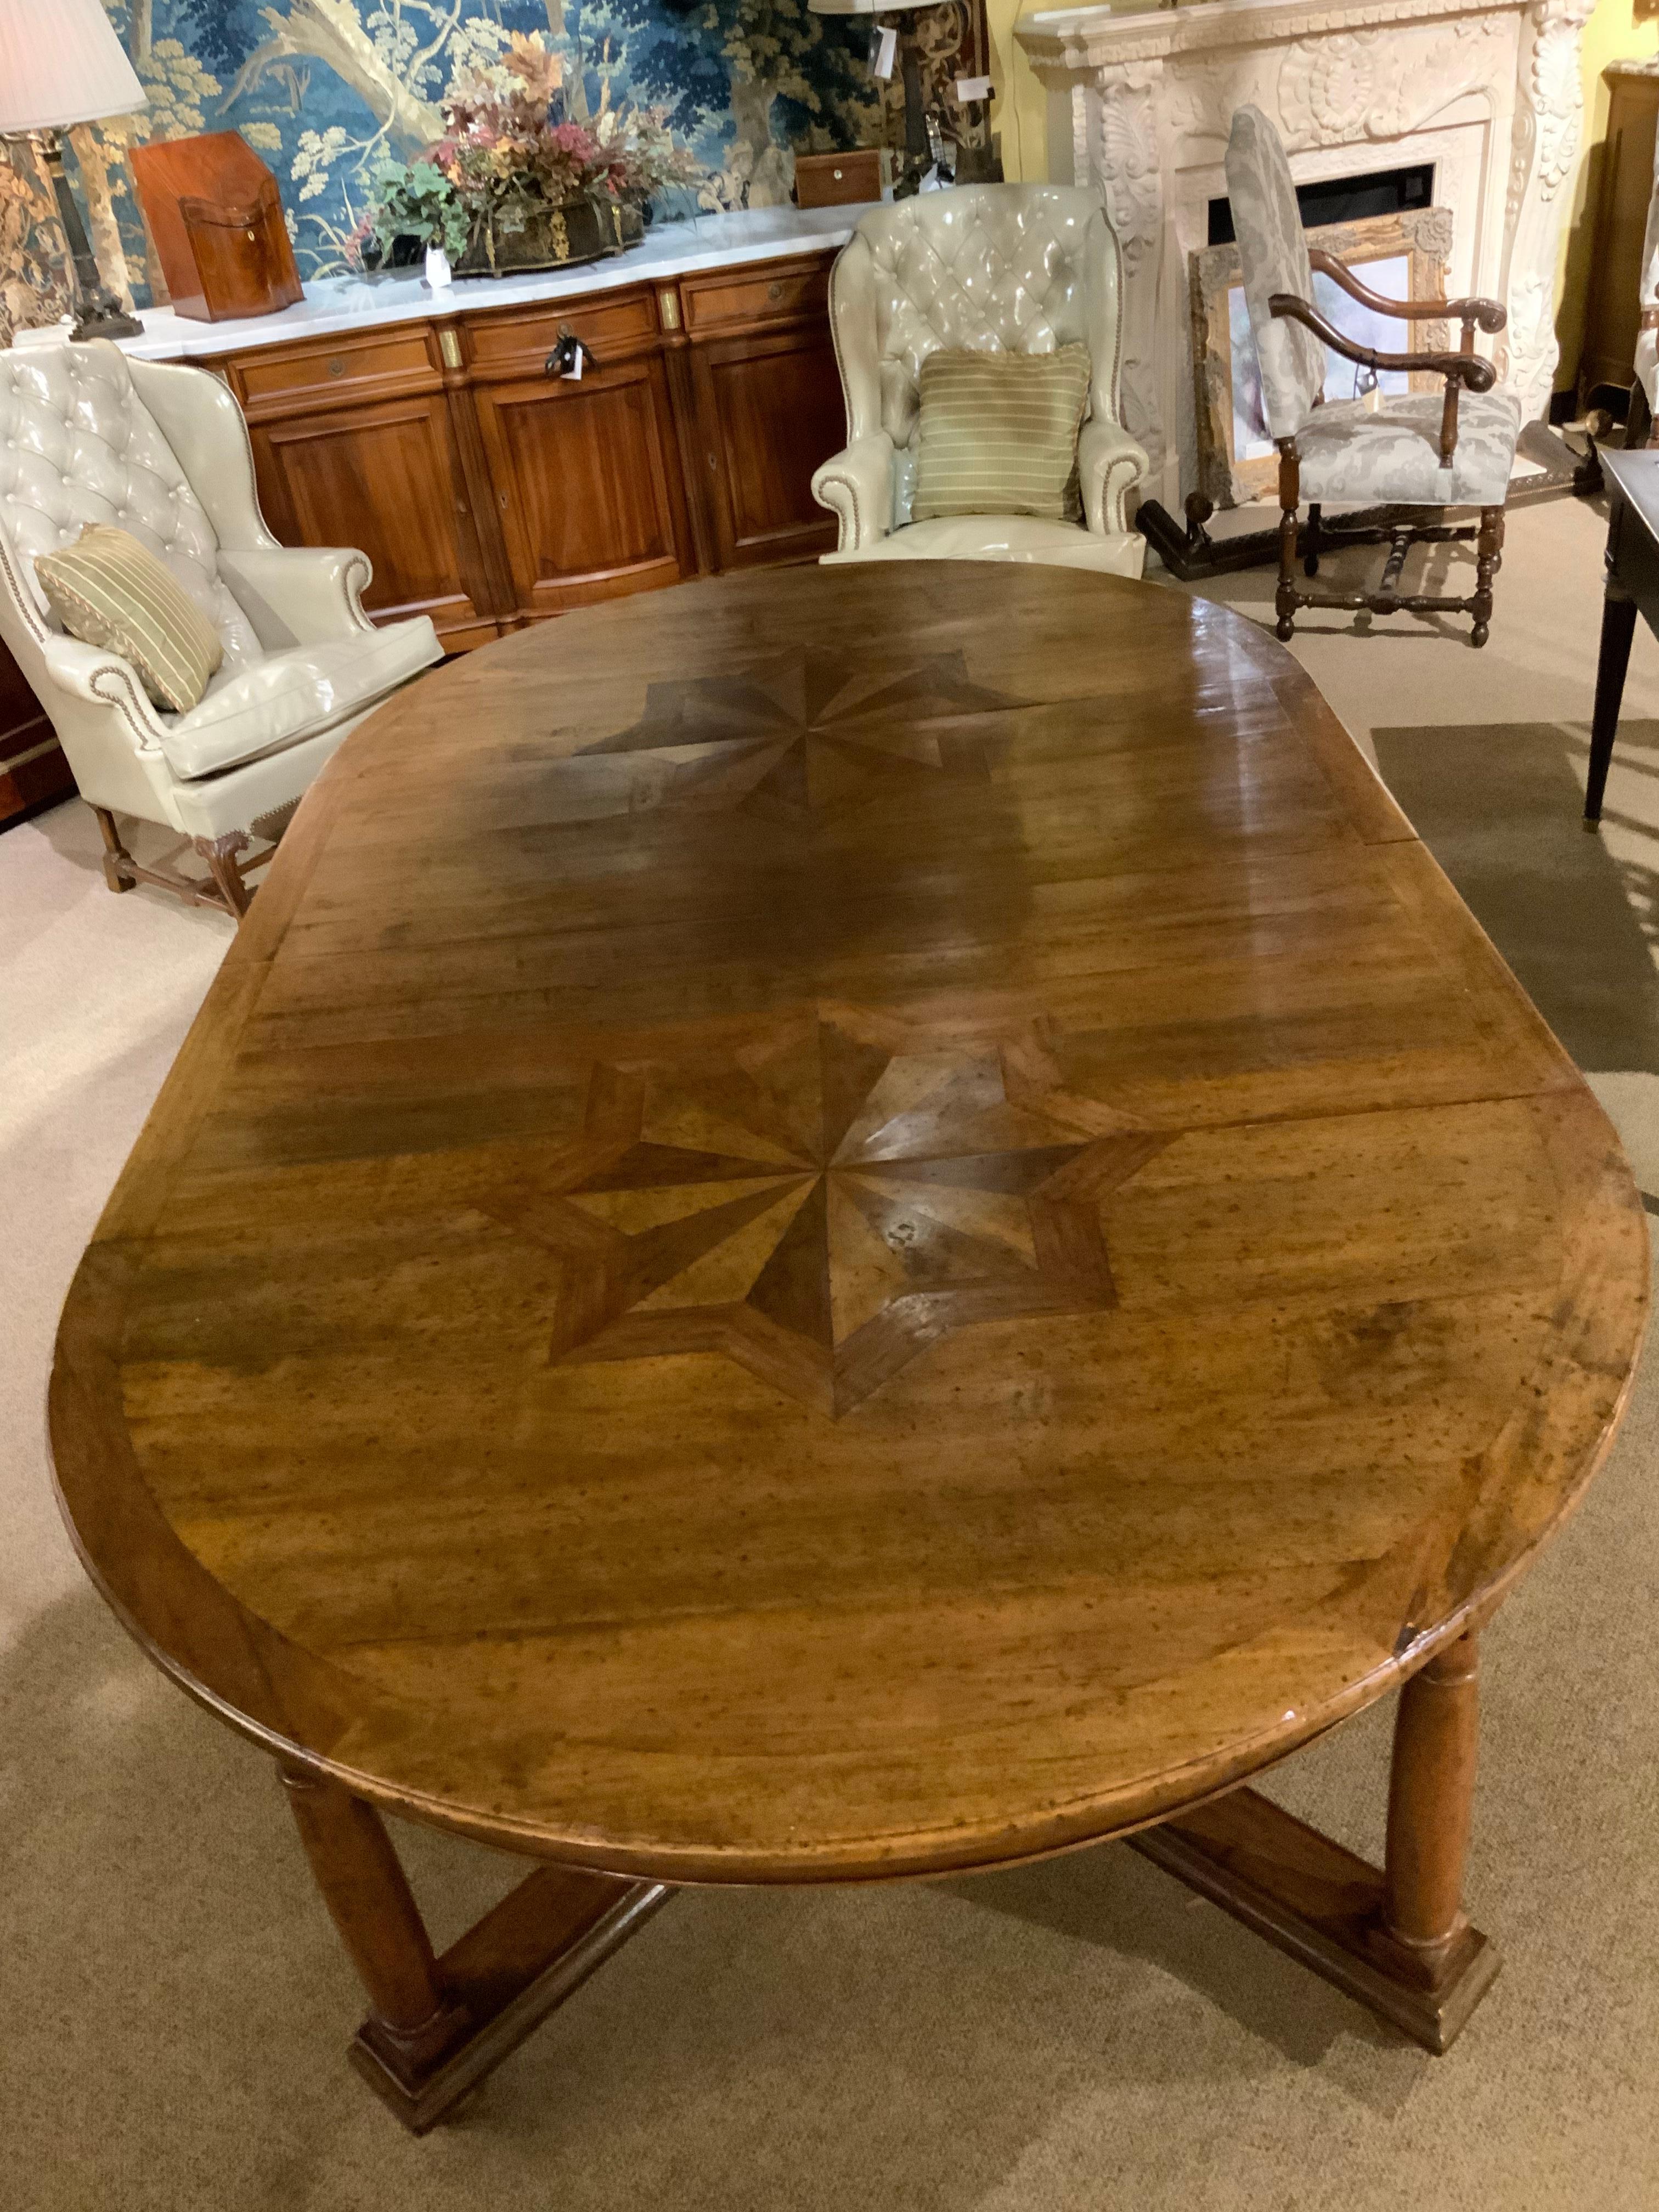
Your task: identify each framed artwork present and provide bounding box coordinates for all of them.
[1190,206,1455,507]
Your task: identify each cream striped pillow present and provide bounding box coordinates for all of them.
[35,523,223,713]
[911,345,1092,525]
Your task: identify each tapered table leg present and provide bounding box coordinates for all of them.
[1130,1630,1500,2053]
[1586,582,1638,831]
[283,1769,671,2131]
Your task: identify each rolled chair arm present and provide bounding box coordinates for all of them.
[216,545,376,648]
[41,632,167,744]
[1077,417,1151,535]
[812,433,895,553]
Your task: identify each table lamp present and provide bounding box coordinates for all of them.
[0,0,148,340]
[808,0,939,199]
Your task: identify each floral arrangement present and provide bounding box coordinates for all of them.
[368,31,697,274]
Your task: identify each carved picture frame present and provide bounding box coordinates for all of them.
[1190,206,1455,507]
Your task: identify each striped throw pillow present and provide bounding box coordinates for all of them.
[911,346,1092,526]
[35,523,223,713]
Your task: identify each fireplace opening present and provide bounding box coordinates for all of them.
[1207,161,1436,247]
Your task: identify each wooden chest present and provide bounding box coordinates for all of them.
[794,150,888,209]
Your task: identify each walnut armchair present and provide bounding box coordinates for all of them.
[1226,105,1521,647]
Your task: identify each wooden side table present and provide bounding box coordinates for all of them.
[1587,448,1659,828]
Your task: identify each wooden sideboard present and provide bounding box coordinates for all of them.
[201,249,846,652]
[0,240,849,826]
[0,629,72,828]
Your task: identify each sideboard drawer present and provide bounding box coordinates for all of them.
[462,291,658,376]
[682,263,831,336]
[233,328,441,414]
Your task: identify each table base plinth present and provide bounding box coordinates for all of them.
[356,1867,671,2134]
[1130,1786,1500,2053]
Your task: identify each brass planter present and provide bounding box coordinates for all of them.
[456,196,641,279]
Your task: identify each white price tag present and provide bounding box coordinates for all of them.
[569,347,583,380]
[955,76,991,102]
[874,26,897,78]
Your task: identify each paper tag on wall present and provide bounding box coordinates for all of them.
[955,76,991,102]
[874,26,897,79]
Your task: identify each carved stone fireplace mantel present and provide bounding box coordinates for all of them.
[1015,0,1595,506]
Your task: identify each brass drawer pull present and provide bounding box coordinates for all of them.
[768,281,784,303]
[326,357,346,377]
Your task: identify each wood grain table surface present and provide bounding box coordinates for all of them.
[50,564,1650,1903]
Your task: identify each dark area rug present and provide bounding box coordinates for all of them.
[1371,717,1659,1074]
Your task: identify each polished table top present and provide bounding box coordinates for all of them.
[50,565,1649,1884]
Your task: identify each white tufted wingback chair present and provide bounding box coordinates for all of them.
[0,341,441,916]
[811,185,1150,575]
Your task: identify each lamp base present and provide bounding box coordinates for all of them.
[69,296,144,343]
[37,131,143,345]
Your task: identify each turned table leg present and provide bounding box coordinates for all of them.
[283,1770,472,2083]
[283,1767,671,2132]
[1384,1632,1480,1982]
[1130,1629,1500,2053]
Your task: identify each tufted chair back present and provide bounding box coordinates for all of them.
[1224,107,1325,442]
[827,184,1126,518]
[0,341,263,678]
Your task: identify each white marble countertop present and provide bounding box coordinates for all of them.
[105,204,871,362]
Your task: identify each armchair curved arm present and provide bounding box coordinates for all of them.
[1268,294,1498,388]
[1307,250,1506,335]
[1077,417,1150,536]
[1271,291,1497,465]
[216,545,375,649]
[812,433,895,554]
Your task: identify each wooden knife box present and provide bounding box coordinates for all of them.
[131,132,303,323]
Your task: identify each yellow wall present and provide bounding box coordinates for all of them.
[985,0,1048,184]
[1558,0,1659,393]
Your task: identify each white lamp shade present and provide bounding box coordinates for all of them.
[0,0,148,133]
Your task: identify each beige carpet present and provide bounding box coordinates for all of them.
[6,494,1659,2211]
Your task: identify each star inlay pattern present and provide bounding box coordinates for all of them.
[476,1005,1168,1418]
[573,648,1030,816]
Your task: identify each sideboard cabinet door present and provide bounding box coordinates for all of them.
[247,394,499,651]
[470,358,690,618]
[691,325,844,569]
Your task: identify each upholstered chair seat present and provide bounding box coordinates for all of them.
[0,340,441,913]
[811,185,1149,576]
[1294,389,1523,507]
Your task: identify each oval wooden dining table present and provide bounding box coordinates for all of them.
[51,563,1648,2131]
